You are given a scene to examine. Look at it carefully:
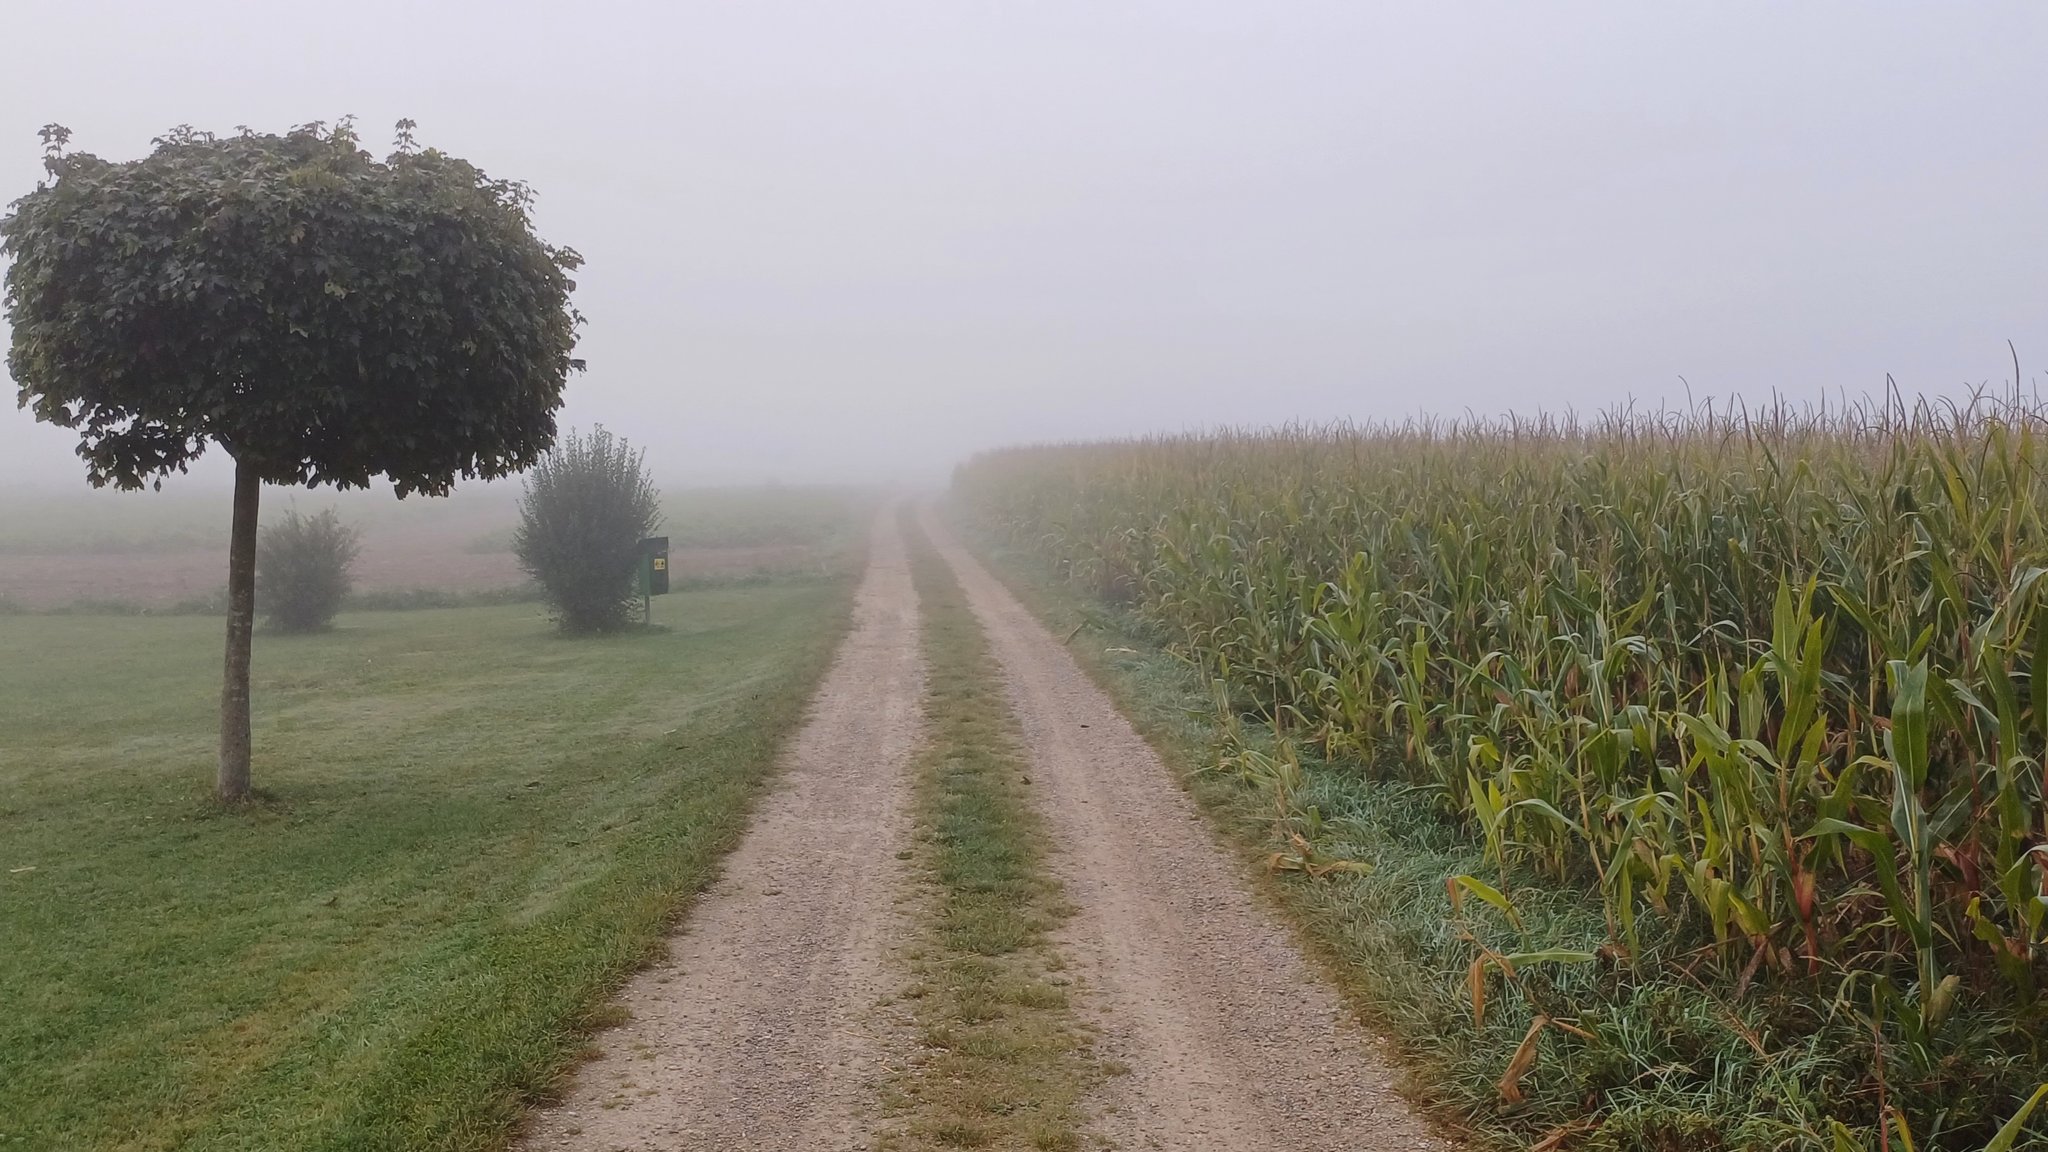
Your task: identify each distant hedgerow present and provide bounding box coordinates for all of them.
[256,508,361,632]
[515,427,661,633]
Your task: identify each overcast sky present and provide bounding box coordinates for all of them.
[4,1,2046,490]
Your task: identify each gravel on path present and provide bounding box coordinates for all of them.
[518,508,924,1152]
[927,513,1455,1152]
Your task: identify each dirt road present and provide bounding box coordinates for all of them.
[522,510,1446,1151]
[519,511,923,1152]
[926,516,1451,1152]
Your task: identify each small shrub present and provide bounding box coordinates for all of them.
[515,427,662,633]
[256,508,361,632]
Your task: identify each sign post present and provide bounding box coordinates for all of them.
[638,536,670,626]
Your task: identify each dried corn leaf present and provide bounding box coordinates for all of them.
[1498,1015,1548,1104]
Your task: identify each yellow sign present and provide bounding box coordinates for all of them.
[652,557,667,571]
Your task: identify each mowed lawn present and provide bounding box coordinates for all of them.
[0,581,852,1151]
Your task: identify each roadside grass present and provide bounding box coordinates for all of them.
[0,581,855,1151]
[880,516,1098,1152]
[965,536,1980,1152]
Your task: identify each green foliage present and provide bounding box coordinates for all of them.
[256,507,361,632]
[2,119,581,493]
[957,396,2048,1148]
[514,427,663,633]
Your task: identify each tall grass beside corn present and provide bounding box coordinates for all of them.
[954,393,2048,1150]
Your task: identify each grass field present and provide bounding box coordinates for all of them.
[0,579,855,1150]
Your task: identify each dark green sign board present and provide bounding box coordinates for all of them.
[639,536,670,596]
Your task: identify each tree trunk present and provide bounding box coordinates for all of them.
[218,460,260,802]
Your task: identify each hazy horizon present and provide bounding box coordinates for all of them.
[6,2,2048,497]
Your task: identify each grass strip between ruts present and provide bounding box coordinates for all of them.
[880,513,1100,1152]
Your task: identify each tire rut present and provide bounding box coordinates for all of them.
[519,508,924,1152]
[926,514,1454,1152]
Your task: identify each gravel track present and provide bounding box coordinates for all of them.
[926,514,1452,1152]
[518,509,923,1152]
[517,508,1449,1151]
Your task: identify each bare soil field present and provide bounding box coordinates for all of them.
[0,484,864,609]
[0,531,824,608]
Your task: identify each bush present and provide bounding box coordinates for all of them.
[256,508,361,632]
[515,427,662,633]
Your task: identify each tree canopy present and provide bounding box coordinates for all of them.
[3,119,584,494]
[3,119,584,802]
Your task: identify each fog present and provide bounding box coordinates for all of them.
[4,1,2047,493]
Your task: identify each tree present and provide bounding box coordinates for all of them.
[515,427,662,633]
[2,120,583,801]
[257,508,361,633]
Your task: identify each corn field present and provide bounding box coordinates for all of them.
[956,395,2048,1148]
